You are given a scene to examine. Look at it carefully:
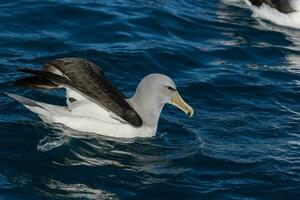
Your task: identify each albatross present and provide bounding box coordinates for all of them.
[222,0,300,28]
[246,0,297,13]
[7,58,194,138]
[222,0,297,12]
[244,0,300,28]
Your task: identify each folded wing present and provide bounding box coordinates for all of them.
[14,57,143,127]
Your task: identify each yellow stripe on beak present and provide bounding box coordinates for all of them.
[170,91,194,117]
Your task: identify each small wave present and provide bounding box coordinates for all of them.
[37,179,118,200]
[0,174,15,189]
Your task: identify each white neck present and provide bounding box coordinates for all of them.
[127,90,165,130]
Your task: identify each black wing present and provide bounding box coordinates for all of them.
[17,57,143,127]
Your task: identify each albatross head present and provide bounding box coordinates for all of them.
[129,74,193,127]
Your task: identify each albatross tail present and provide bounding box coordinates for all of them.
[6,93,66,123]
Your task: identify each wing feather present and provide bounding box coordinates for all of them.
[17,58,143,127]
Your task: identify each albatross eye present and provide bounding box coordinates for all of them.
[167,86,176,91]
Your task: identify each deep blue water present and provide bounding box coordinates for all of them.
[1,0,300,199]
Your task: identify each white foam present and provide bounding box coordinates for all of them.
[221,0,249,10]
[222,0,242,3]
[221,0,244,6]
[245,0,300,29]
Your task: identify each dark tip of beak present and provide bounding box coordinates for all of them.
[187,111,192,117]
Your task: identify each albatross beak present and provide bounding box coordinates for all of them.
[170,91,194,117]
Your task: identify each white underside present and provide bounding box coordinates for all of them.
[15,89,156,138]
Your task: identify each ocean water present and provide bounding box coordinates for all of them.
[1,0,300,199]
